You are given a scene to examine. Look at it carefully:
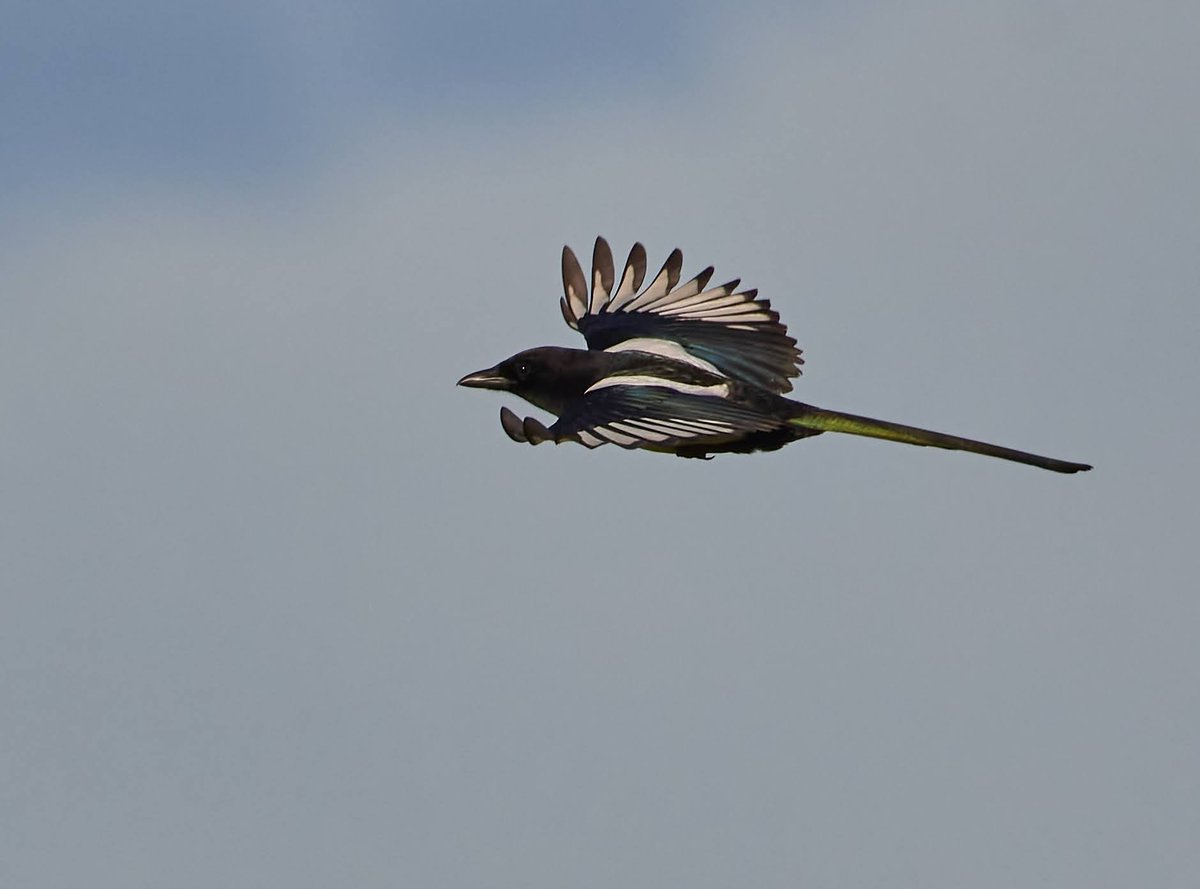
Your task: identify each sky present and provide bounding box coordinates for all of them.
[2,1,1198,886]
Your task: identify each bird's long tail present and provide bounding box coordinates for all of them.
[789,405,1091,474]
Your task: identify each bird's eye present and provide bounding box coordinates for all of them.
[515,361,531,378]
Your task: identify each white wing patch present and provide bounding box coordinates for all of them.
[652,417,735,434]
[576,415,736,449]
[603,338,724,375]
[607,420,669,442]
[587,426,634,446]
[585,375,731,399]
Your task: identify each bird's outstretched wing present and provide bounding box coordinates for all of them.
[559,237,804,394]
[499,383,782,451]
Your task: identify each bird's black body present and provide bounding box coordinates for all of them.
[468,345,819,457]
[459,238,1091,474]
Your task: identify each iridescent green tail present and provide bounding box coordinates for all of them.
[789,405,1092,474]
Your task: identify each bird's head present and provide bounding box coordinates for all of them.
[457,346,597,416]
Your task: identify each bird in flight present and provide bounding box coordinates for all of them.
[458,238,1091,473]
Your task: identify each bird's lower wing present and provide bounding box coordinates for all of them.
[501,386,780,450]
[789,405,1092,474]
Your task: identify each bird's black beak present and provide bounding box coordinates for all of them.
[457,366,512,390]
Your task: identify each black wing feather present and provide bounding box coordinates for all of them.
[549,384,782,450]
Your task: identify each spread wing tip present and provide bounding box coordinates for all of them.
[500,406,561,446]
[559,238,805,392]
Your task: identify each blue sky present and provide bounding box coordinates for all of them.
[3,2,1199,887]
[2,0,723,201]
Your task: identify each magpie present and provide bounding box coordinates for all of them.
[458,238,1091,473]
